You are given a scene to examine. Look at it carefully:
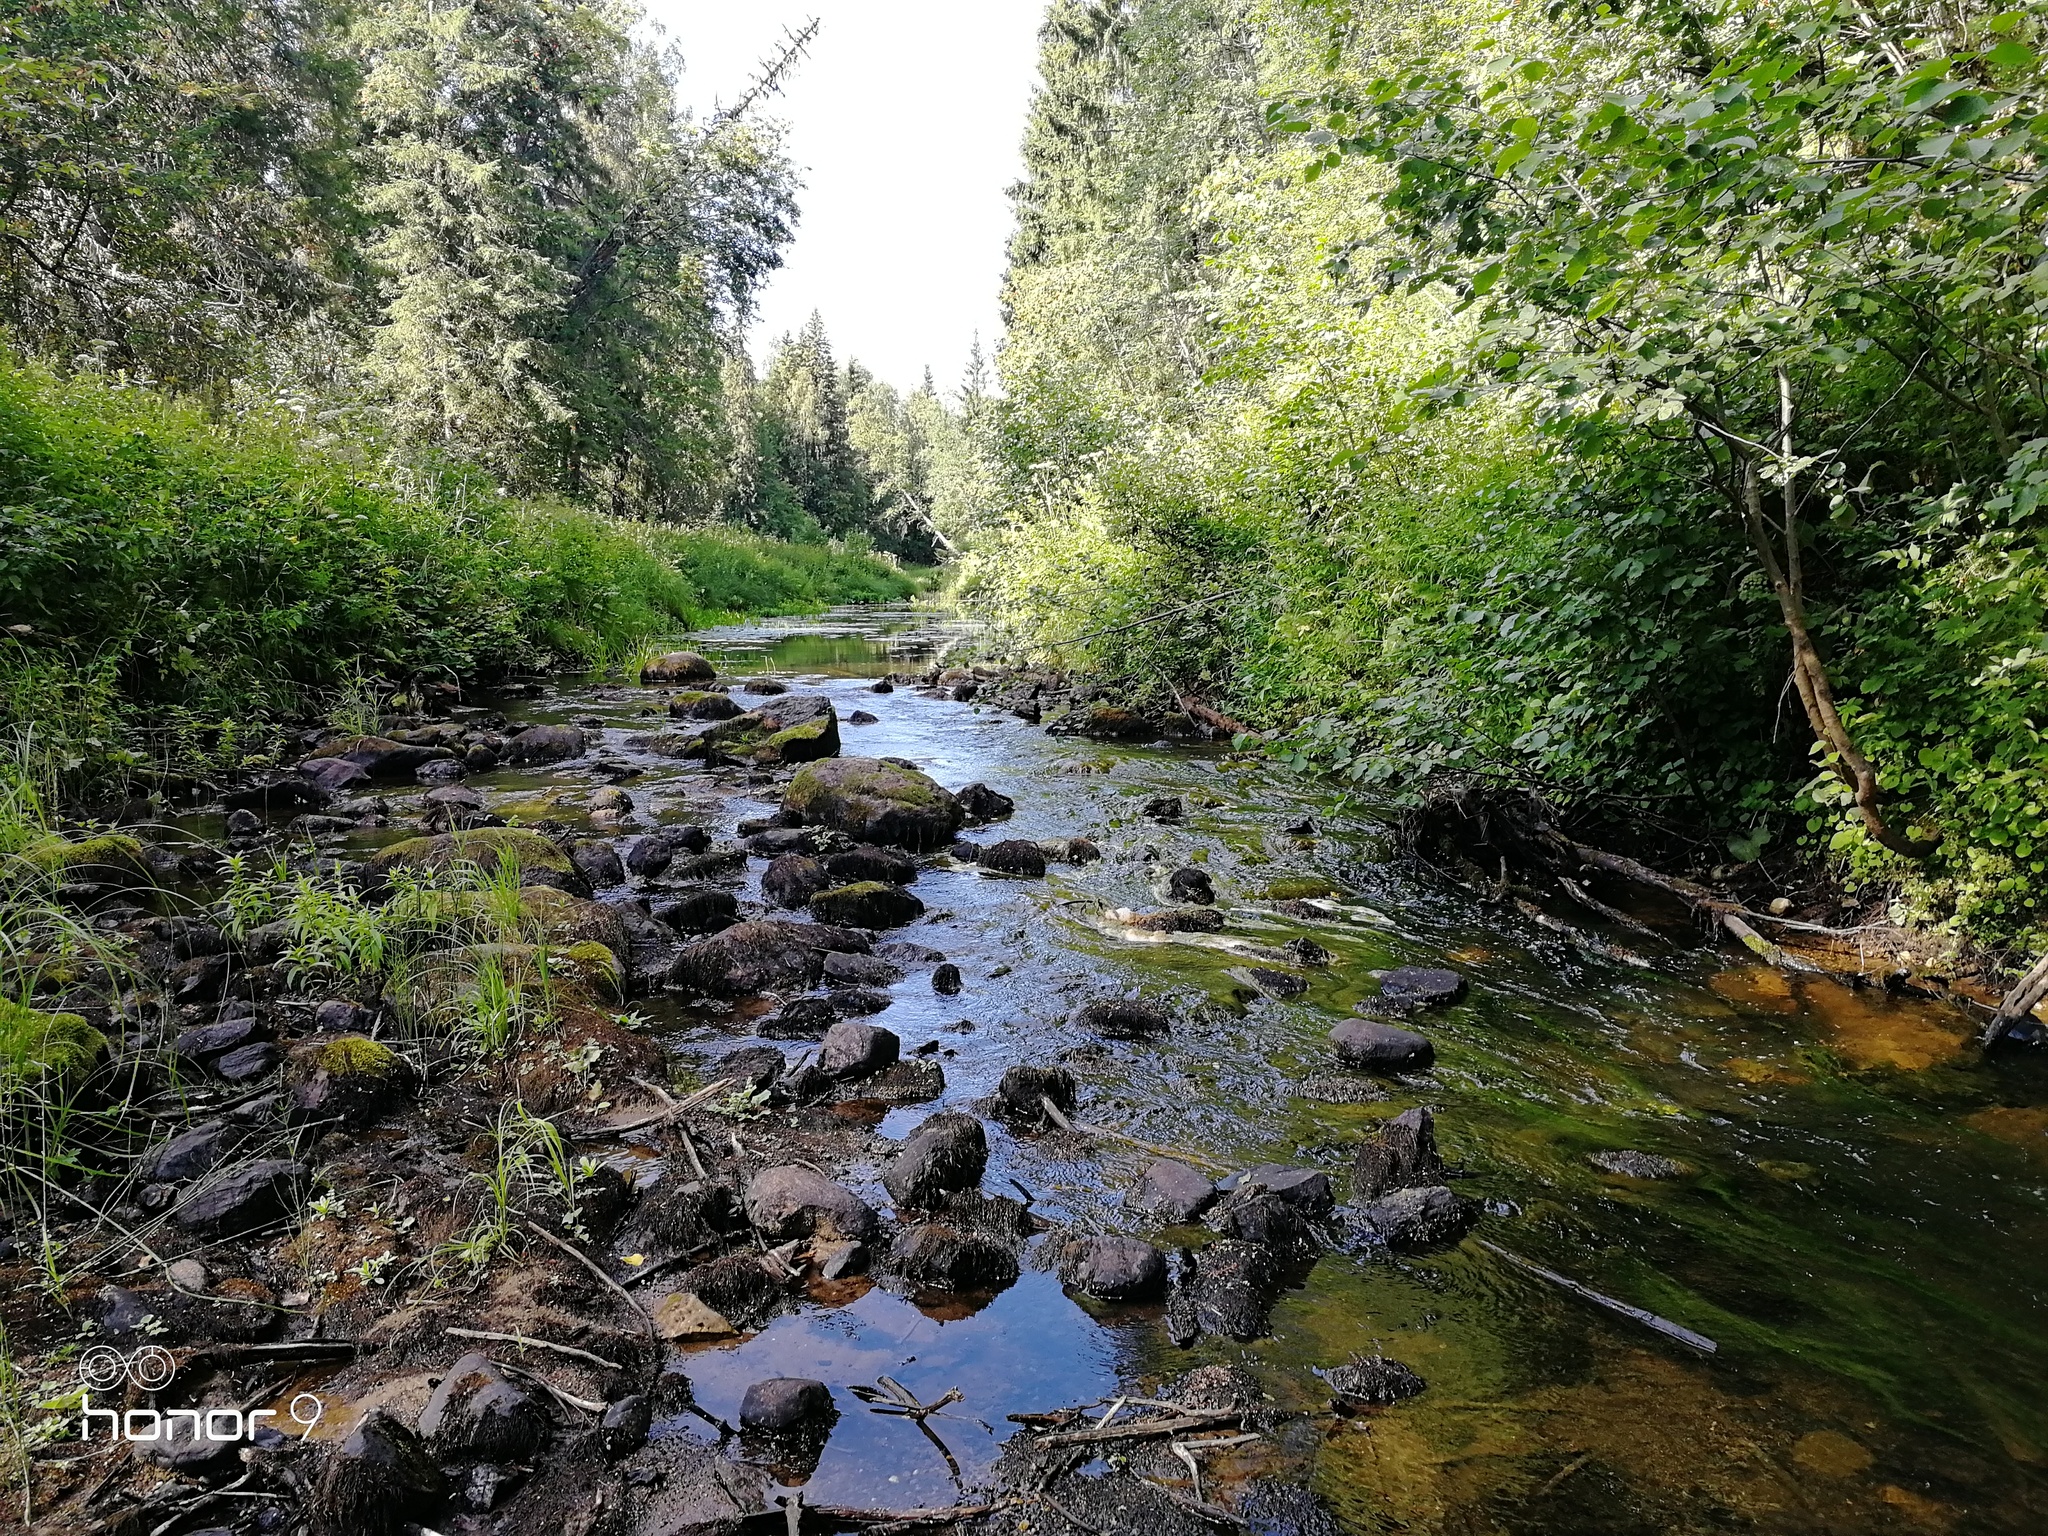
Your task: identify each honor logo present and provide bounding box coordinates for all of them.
[75,1346,325,1443]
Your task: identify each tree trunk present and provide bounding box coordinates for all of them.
[1737,375,1936,858]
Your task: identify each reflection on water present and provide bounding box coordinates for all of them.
[445,605,2047,1531]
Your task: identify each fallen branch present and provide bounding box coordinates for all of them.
[1720,913,1822,974]
[804,1502,1005,1529]
[492,1357,604,1414]
[445,1329,620,1371]
[1983,950,2048,1047]
[1041,1097,1237,1176]
[1479,1240,1717,1354]
[524,1220,656,1340]
[1033,1408,1256,1447]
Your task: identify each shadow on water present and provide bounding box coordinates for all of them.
[434,605,2047,1532]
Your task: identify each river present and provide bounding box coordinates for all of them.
[436,604,2048,1533]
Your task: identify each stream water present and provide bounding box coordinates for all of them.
[420,605,2046,1532]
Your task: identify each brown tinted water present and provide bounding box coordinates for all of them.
[409,607,2048,1532]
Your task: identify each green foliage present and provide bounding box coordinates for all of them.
[973,0,2048,952]
[0,357,912,790]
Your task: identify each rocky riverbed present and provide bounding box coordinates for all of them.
[6,606,2048,1536]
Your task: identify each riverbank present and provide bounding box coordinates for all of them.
[0,359,919,805]
[6,606,2047,1535]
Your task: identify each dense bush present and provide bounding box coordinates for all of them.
[0,359,913,787]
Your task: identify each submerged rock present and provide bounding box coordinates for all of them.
[1377,966,1467,1012]
[1166,867,1215,904]
[1330,1017,1435,1073]
[1355,1184,1472,1250]
[1326,1355,1428,1408]
[782,756,964,851]
[1589,1149,1686,1179]
[1073,995,1173,1038]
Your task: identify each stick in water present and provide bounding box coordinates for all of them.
[1479,1241,1717,1354]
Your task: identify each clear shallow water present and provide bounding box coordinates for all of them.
[423,606,2048,1530]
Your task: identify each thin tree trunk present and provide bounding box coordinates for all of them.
[1737,375,1936,858]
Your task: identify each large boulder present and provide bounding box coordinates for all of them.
[503,724,586,764]
[641,651,716,684]
[418,1352,549,1459]
[881,1112,987,1209]
[1058,1236,1168,1301]
[817,1019,900,1081]
[700,694,841,766]
[665,920,867,997]
[809,881,925,930]
[979,840,1048,878]
[367,828,589,897]
[782,757,963,852]
[745,1165,878,1242]
[667,690,745,721]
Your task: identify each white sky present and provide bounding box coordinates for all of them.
[644,1,1048,397]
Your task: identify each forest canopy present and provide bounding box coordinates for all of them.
[966,0,2048,953]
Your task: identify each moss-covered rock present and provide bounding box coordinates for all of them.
[286,1034,410,1129]
[699,694,841,766]
[0,999,108,1087]
[1263,877,1338,901]
[782,757,962,851]
[513,886,631,959]
[23,833,155,892]
[809,881,926,930]
[641,651,716,684]
[403,939,625,1013]
[368,828,589,896]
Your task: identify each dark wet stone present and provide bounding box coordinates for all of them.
[869,679,895,693]
[821,950,903,987]
[821,842,917,886]
[1142,795,1183,820]
[739,1378,834,1433]
[300,756,370,795]
[1166,867,1214,904]
[1207,1189,1314,1253]
[713,1046,785,1094]
[1284,937,1335,967]
[1187,1239,1279,1341]
[760,996,840,1037]
[745,827,823,857]
[504,724,586,764]
[1072,995,1172,1038]
[1228,966,1307,999]
[1354,1107,1445,1199]
[882,1111,988,1209]
[740,678,789,696]
[762,854,831,909]
[809,880,925,929]
[745,1165,878,1242]
[172,1159,305,1236]
[150,1120,240,1182]
[887,1222,1019,1291]
[1242,1164,1335,1216]
[418,1352,549,1459]
[1377,966,1467,1012]
[955,782,1015,823]
[667,847,749,883]
[1058,1235,1167,1301]
[312,1408,446,1536]
[224,778,327,815]
[1355,1184,1472,1250]
[311,999,361,1032]
[677,1250,783,1326]
[1589,1149,1686,1179]
[1330,1018,1435,1073]
[1122,906,1224,933]
[666,919,868,997]
[599,1394,652,1458]
[948,839,983,863]
[169,952,232,1003]
[658,883,739,935]
[212,1040,280,1082]
[996,1063,1077,1123]
[136,1412,245,1477]
[94,1284,162,1343]
[847,709,879,724]
[875,940,947,964]
[1326,1355,1428,1407]
[570,839,626,889]
[1127,1159,1217,1224]
[625,825,711,878]
[979,839,1047,877]
[931,961,962,995]
[817,1019,900,1080]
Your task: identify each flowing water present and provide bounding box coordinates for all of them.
[438,606,2046,1532]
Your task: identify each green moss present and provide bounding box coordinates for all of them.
[788,756,946,812]
[1264,877,1339,900]
[308,1034,398,1078]
[22,833,154,888]
[560,940,626,1001]
[369,827,574,879]
[0,999,107,1086]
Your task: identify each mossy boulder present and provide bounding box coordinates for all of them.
[24,833,155,893]
[405,939,625,1011]
[286,1034,412,1129]
[667,691,745,722]
[809,881,926,930]
[367,828,589,896]
[0,999,108,1087]
[641,651,716,684]
[513,886,632,959]
[782,757,962,851]
[699,694,840,766]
